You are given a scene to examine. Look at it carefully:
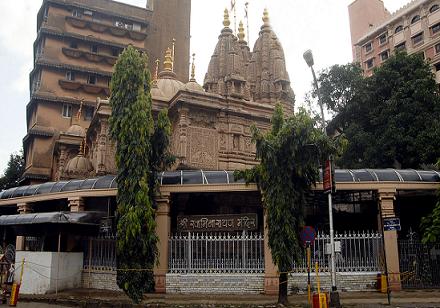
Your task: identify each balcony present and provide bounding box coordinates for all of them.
[62,47,117,65]
[59,79,110,96]
[65,16,147,41]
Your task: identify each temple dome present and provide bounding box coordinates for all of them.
[66,124,85,137]
[64,152,93,179]
[203,9,250,99]
[155,48,184,100]
[184,53,204,92]
[247,9,295,109]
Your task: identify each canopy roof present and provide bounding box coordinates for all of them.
[0,169,439,200]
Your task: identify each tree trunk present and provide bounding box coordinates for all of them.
[278,272,288,305]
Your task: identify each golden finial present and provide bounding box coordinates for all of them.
[171,38,176,72]
[154,59,159,81]
[223,8,230,28]
[262,8,270,25]
[163,47,173,71]
[238,20,245,41]
[76,99,84,121]
[190,53,196,82]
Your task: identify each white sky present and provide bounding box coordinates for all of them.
[0,0,409,173]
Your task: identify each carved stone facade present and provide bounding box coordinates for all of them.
[50,9,295,177]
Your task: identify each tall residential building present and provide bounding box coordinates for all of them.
[24,0,191,184]
[349,0,440,77]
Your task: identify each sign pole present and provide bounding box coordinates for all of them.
[307,241,311,304]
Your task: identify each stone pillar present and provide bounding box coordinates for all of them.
[68,196,85,212]
[16,203,33,251]
[263,210,279,295]
[154,193,171,293]
[378,188,401,291]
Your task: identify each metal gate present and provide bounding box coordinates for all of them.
[399,239,440,288]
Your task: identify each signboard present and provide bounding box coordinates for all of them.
[323,159,335,194]
[383,217,401,231]
[177,213,258,232]
[300,226,316,246]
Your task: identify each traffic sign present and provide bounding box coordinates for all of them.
[300,226,316,246]
[383,217,401,231]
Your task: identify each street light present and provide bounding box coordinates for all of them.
[303,50,326,132]
[303,49,340,307]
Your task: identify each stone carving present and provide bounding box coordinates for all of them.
[188,127,217,169]
[189,111,216,129]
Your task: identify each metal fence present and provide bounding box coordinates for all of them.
[83,234,116,271]
[399,239,440,288]
[169,232,264,273]
[292,231,384,273]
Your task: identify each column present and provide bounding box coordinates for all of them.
[378,187,401,291]
[263,210,279,295]
[68,196,85,212]
[16,203,33,251]
[154,193,171,293]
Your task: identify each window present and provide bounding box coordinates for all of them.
[412,32,424,45]
[90,44,98,54]
[380,50,389,61]
[395,42,406,51]
[132,23,141,31]
[84,107,94,121]
[43,5,49,20]
[418,51,425,59]
[87,74,97,85]
[395,25,404,33]
[432,22,440,34]
[366,58,374,69]
[365,42,373,53]
[62,104,73,118]
[114,20,125,28]
[430,4,439,13]
[36,38,45,59]
[72,10,82,18]
[66,71,75,81]
[378,33,387,45]
[435,43,440,54]
[411,15,421,24]
[69,41,78,49]
[31,70,42,94]
[435,62,440,71]
[111,47,120,57]
[83,10,93,16]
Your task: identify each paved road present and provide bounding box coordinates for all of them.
[17,303,74,307]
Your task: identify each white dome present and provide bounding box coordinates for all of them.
[184,80,204,92]
[156,77,184,100]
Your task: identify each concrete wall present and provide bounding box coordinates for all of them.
[15,251,83,294]
[166,274,264,294]
[288,272,379,294]
[81,270,119,291]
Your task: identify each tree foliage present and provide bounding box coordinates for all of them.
[317,52,440,169]
[0,151,25,190]
[235,105,333,304]
[421,159,440,244]
[109,46,173,303]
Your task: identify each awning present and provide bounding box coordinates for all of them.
[0,211,106,236]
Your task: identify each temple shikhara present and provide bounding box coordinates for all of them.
[0,0,439,296]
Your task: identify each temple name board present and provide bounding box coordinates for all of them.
[177,214,258,232]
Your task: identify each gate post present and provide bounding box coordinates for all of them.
[154,193,171,293]
[264,210,279,295]
[16,203,33,251]
[378,187,401,291]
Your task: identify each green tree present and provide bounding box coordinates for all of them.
[317,52,440,169]
[421,159,440,244]
[236,105,333,305]
[109,46,173,303]
[0,151,25,190]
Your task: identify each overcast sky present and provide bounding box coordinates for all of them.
[0,0,409,173]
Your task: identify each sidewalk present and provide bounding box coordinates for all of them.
[19,289,440,307]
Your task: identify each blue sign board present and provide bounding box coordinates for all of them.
[300,226,316,246]
[383,217,401,231]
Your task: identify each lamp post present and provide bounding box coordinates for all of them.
[303,49,340,307]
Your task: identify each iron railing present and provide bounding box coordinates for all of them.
[83,234,116,271]
[292,231,383,273]
[169,232,264,273]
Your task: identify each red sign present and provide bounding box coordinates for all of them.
[323,160,332,194]
[300,226,316,246]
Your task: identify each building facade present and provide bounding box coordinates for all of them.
[24,0,191,184]
[349,0,440,78]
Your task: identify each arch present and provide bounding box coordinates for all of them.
[395,25,404,33]
[430,4,439,13]
[411,15,421,24]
